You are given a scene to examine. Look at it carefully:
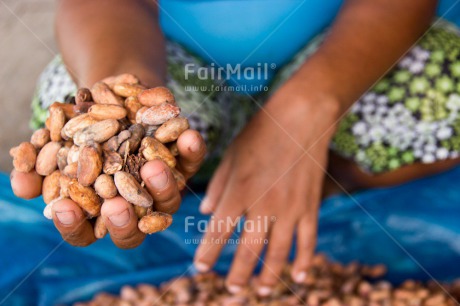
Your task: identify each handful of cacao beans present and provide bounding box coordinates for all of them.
[10,73,191,236]
[75,254,460,306]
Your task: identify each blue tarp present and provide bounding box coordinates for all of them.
[1,166,460,305]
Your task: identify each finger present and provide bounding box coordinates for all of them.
[10,169,43,199]
[257,222,294,296]
[52,198,96,247]
[225,216,269,293]
[101,197,145,249]
[194,201,244,273]
[199,155,232,214]
[176,129,206,180]
[141,160,181,214]
[291,213,318,283]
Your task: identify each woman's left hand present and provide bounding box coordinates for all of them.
[193,0,438,293]
[193,81,340,295]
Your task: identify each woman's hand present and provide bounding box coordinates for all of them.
[191,0,436,295]
[193,81,340,295]
[11,129,206,248]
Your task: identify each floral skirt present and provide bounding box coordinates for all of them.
[31,20,460,177]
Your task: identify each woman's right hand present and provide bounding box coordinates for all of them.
[15,0,190,248]
[10,129,206,248]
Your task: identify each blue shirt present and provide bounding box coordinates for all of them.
[159,0,460,91]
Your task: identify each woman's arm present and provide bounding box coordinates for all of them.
[56,0,166,87]
[194,0,438,294]
[288,0,437,113]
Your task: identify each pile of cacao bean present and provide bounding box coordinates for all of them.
[74,254,460,306]
[10,73,190,236]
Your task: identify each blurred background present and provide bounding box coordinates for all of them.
[0,0,56,171]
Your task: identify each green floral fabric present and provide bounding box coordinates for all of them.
[336,22,460,173]
[273,20,460,173]
[31,20,460,176]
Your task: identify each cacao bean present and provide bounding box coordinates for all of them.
[136,284,161,301]
[73,119,120,146]
[49,106,66,142]
[94,216,108,239]
[74,228,460,306]
[59,175,71,198]
[77,144,102,186]
[30,128,50,149]
[113,83,146,97]
[36,142,61,176]
[118,117,131,131]
[44,197,64,220]
[67,145,80,164]
[144,124,160,137]
[133,205,148,219]
[94,174,117,199]
[91,81,124,106]
[88,104,127,120]
[169,142,179,156]
[10,142,37,173]
[138,87,175,107]
[74,101,95,114]
[171,167,186,191]
[140,137,176,168]
[124,96,142,123]
[63,162,78,179]
[138,212,172,234]
[42,170,61,204]
[141,103,180,125]
[43,200,54,220]
[68,179,102,217]
[136,106,149,124]
[75,88,92,104]
[117,130,131,144]
[50,102,77,119]
[62,114,98,139]
[103,151,124,175]
[120,286,141,302]
[102,73,139,89]
[57,146,70,171]
[114,171,153,207]
[103,135,120,153]
[10,80,207,254]
[118,124,145,156]
[155,117,189,143]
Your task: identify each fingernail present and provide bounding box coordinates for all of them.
[257,286,272,297]
[108,209,130,227]
[227,284,242,294]
[55,211,76,225]
[195,261,210,272]
[293,271,307,283]
[189,139,201,153]
[199,196,210,214]
[148,170,168,190]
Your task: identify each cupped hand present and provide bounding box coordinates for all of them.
[193,84,339,296]
[10,129,206,248]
